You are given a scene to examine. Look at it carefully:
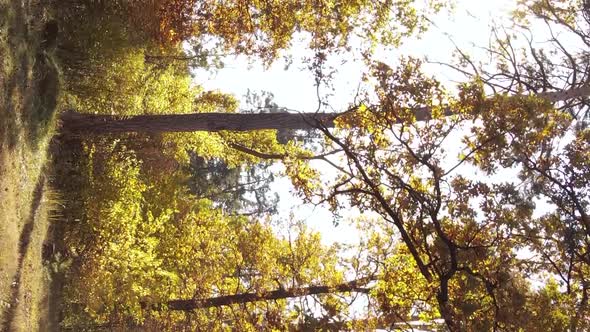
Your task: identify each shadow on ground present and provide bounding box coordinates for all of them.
[0,1,59,150]
[1,176,46,332]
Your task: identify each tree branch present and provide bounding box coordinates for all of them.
[145,278,373,311]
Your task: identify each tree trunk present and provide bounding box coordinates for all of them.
[59,86,590,134]
[59,110,340,134]
[146,278,372,311]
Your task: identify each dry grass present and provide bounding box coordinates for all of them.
[0,0,61,330]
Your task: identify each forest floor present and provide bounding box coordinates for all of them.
[0,0,62,331]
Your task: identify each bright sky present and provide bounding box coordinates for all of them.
[194,0,519,246]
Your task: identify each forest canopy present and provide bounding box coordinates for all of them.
[51,0,590,331]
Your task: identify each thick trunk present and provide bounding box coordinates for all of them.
[59,110,340,134]
[59,86,590,134]
[147,278,371,311]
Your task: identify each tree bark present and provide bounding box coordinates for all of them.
[59,110,340,134]
[146,278,372,311]
[59,86,590,134]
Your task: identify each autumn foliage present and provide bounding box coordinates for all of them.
[125,0,445,61]
[50,0,590,330]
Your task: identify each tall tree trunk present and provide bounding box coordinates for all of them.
[59,110,340,134]
[59,86,590,134]
[146,278,372,311]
